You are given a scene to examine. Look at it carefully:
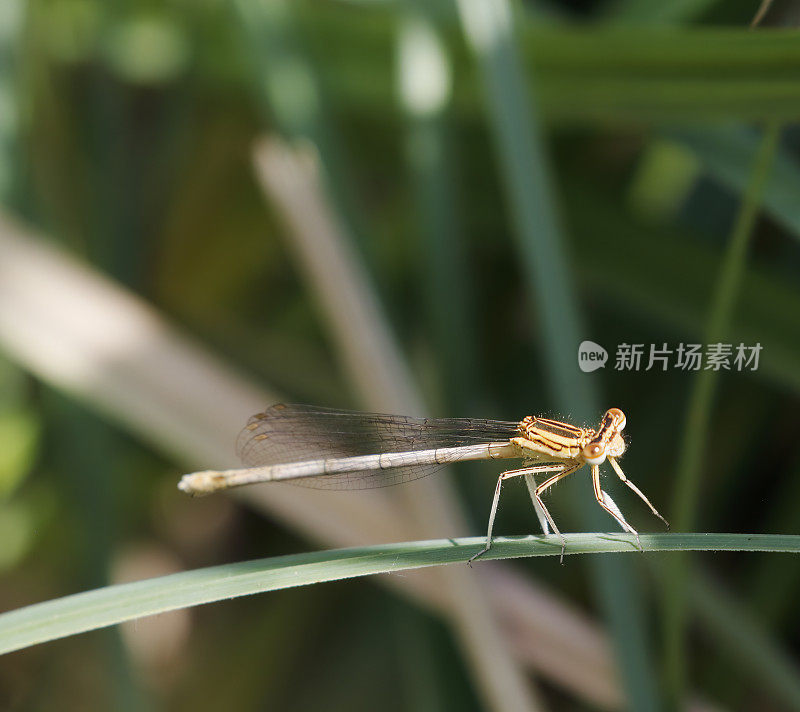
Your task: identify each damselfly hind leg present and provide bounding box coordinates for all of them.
[607,457,669,529]
[526,463,585,563]
[468,464,567,567]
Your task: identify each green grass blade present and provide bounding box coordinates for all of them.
[2,533,798,658]
[455,2,660,708]
[397,10,482,410]
[604,0,717,24]
[662,122,781,706]
[456,0,586,411]
[305,7,800,123]
[233,0,369,257]
[666,125,800,243]
[0,0,23,206]
[518,28,800,124]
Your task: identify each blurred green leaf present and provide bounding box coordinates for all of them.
[0,0,23,203]
[604,0,719,24]
[667,125,800,241]
[0,500,35,571]
[300,8,800,123]
[397,10,482,410]
[103,14,190,84]
[41,0,101,65]
[627,140,700,220]
[662,123,780,705]
[0,410,39,498]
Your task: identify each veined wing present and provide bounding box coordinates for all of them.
[236,403,520,490]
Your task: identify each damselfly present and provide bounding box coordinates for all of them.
[178,404,668,562]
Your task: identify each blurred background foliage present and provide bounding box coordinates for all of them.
[1,0,800,710]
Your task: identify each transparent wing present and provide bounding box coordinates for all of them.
[236,404,520,490]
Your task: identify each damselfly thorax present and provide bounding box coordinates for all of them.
[179,405,666,563]
[512,408,625,464]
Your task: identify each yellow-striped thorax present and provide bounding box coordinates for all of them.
[514,408,627,465]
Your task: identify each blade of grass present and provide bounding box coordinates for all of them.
[455,1,660,709]
[232,0,369,252]
[665,125,800,243]
[662,122,781,707]
[0,0,23,206]
[296,6,800,124]
[522,30,800,125]
[74,11,152,698]
[455,0,586,411]
[250,139,418,414]
[2,533,798,658]
[603,0,717,24]
[751,0,776,27]
[397,7,482,411]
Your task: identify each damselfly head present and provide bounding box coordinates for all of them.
[581,408,627,464]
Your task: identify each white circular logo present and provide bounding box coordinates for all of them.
[578,341,608,372]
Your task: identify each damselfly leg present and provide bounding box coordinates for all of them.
[530,463,584,563]
[469,462,583,566]
[608,457,669,529]
[468,464,567,566]
[591,465,642,551]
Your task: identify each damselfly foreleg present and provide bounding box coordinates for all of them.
[607,457,669,529]
[591,464,642,551]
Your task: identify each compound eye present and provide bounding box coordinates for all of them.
[606,408,626,431]
[583,442,606,465]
